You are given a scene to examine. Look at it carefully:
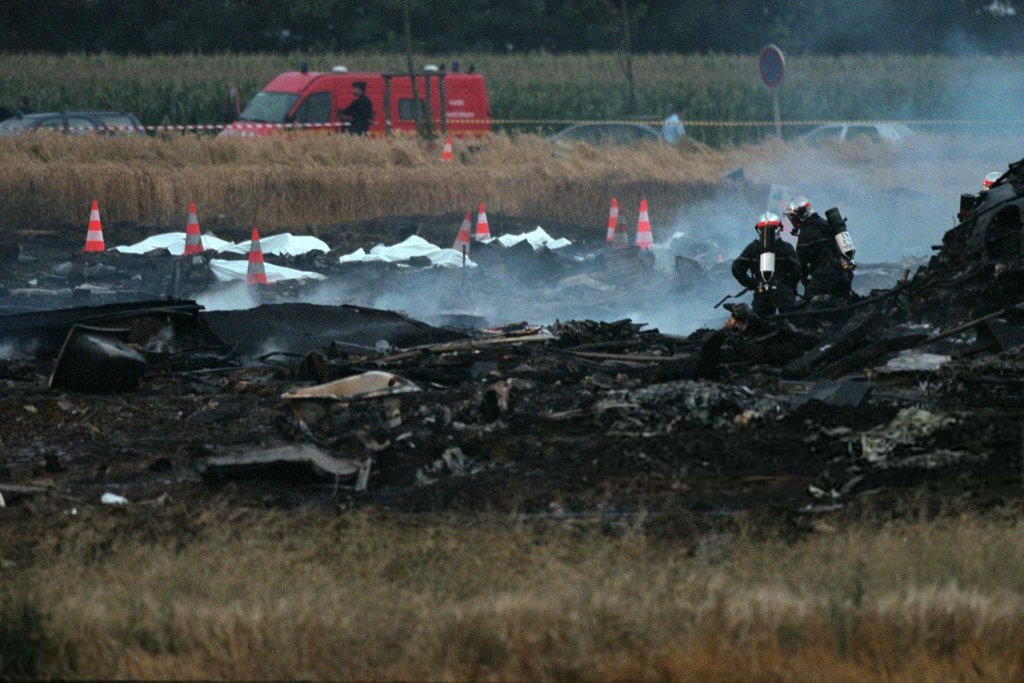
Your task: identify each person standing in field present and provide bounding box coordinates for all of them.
[662,106,685,144]
[340,82,373,135]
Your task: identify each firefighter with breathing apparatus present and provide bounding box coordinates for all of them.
[731,211,802,316]
[784,196,856,300]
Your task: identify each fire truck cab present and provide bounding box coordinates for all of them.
[220,67,491,137]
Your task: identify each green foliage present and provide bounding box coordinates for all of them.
[0,52,1016,145]
[2,1,1023,54]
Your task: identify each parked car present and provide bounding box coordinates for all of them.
[801,123,913,145]
[220,66,491,138]
[0,111,145,136]
[546,122,663,147]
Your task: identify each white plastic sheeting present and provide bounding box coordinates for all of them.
[369,235,442,261]
[338,248,369,263]
[338,235,478,268]
[111,232,237,255]
[113,232,329,257]
[495,227,572,250]
[226,232,330,256]
[209,259,326,283]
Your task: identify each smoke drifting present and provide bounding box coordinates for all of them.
[158,52,1024,337]
[189,132,1018,338]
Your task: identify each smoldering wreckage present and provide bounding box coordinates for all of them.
[3,159,1024,519]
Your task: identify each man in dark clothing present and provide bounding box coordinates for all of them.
[340,82,373,134]
[731,212,802,316]
[784,196,853,300]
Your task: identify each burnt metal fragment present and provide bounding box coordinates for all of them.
[48,325,147,393]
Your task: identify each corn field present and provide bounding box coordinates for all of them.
[1,53,1022,145]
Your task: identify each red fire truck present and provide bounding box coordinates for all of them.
[219,66,491,137]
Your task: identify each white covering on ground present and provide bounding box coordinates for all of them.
[209,259,327,283]
[225,232,331,256]
[110,232,237,255]
[495,227,572,250]
[338,229,573,268]
[338,235,478,269]
[113,232,328,257]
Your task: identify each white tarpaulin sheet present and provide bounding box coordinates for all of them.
[338,236,477,268]
[495,227,572,250]
[426,248,477,268]
[338,247,369,263]
[111,232,237,256]
[209,259,326,283]
[225,233,330,256]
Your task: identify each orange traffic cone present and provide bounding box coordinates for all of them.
[440,136,453,161]
[635,198,653,250]
[453,211,472,252]
[247,227,268,284]
[475,202,491,241]
[83,200,105,252]
[183,201,203,255]
[606,197,618,244]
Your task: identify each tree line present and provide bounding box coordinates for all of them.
[2,0,1022,54]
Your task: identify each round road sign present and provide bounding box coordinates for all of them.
[759,44,785,89]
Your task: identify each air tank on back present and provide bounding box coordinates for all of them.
[825,207,856,262]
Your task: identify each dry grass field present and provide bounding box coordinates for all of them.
[0,133,731,231]
[0,131,1014,238]
[3,506,1024,680]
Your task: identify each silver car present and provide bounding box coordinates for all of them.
[801,123,913,145]
[547,122,663,147]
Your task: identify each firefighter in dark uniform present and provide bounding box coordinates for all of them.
[731,212,802,316]
[784,196,853,300]
[340,81,373,135]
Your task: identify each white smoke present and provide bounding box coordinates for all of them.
[195,281,261,311]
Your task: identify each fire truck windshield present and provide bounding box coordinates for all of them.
[239,92,299,123]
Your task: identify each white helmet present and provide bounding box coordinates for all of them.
[784,196,812,222]
[983,171,1001,190]
[756,211,782,232]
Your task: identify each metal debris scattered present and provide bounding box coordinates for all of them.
[4,157,1024,514]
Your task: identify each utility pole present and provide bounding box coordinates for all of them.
[403,0,423,137]
[619,0,636,115]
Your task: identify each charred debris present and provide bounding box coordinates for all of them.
[3,158,1024,515]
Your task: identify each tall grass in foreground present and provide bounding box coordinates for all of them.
[2,53,1022,145]
[3,509,1024,680]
